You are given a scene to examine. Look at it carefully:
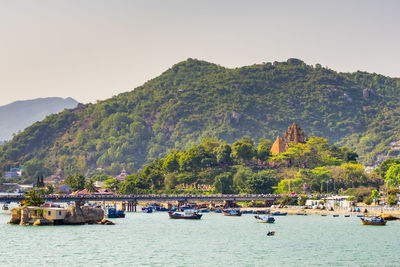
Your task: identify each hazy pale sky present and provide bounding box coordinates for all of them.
[1,0,399,106]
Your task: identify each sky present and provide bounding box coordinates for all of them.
[0,0,399,106]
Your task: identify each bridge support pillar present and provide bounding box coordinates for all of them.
[177,200,186,211]
[126,201,136,212]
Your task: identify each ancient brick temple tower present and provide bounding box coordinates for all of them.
[270,122,307,155]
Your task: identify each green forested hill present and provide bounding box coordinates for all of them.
[1,58,400,179]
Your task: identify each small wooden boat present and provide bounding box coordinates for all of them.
[222,209,242,216]
[142,207,153,213]
[271,211,287,216]
[214,209,222,213]
[333,214,339,217]
[344,214,350,217]
[321,214,327,216]
[199,209,210,213]
[254,215,275,223]
[361,216,386,226]
[356,214,364,218]
[168,210,202,220]
[267,231,275,236]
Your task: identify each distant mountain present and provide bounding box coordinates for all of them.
[1,58,400,180]
[0,97,78,141]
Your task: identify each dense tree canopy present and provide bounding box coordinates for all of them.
[2,58,400,182]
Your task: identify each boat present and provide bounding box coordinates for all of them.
[168,209,202,220]
[321,214,327,216]
[296,210,307,216]
[222,209,242,216]
[214,209,222,213]
[254,210,269,214]
[333,214,339,217]
[142,207,153,213]
[241,210,253,214]
[267,231,275,236]
[254,215,275,223]
[2,204,9,211]
[344,214,350,217]
[271,211,287,216]
[199,209,210,213]
[356,214,364,218]
[106,208,117,218]
[117,210,125,218]
[361,216,386,226]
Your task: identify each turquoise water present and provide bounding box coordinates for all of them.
[1,210,400,266]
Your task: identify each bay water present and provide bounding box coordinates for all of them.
[1,210,399,266]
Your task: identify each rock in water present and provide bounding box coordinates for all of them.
[64,205,104,224]
[33,219,53,226]
[81,206,104,223]
[63,205,86,224]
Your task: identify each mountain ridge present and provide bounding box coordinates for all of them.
[0,97,78,141]
[1,58,399,180]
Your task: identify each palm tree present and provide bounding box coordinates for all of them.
[24,190,44,207]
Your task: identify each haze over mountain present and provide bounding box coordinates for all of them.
[0,97,78,141]
[1,58,399,180]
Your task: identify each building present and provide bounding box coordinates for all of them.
[270,122,307,155]
[5,165,24,179]
[115,169,128,181]
[55,184,73,194]
[26,207,67,223]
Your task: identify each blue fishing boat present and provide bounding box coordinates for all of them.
[142,207,153,213]
[199,209,210,213]
[361,216,386,225]
[271,211,287,216]
[107,208,125,218]
[241,210,253,214]
[254,215,275,223]
[215,209,222,213]
[223,209,242,216]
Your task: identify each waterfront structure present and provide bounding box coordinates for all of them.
[270,122,307,155]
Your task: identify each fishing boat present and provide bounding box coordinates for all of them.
[222,209,242,216]
[107,208,125,218]
[333,214,339,217]
[214,209,222,213]
[271,211,287,216]
[267,231,275,236]
[199,209,210,213]
[254,215,275,223]
[296,210,307,216]
[241,210,253,214]
[344,214,350,217]
[142,207,153,213]
[321,214,327,216]
[168,209,202,220]
[356,214,364,218]
[361,216,386,226]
